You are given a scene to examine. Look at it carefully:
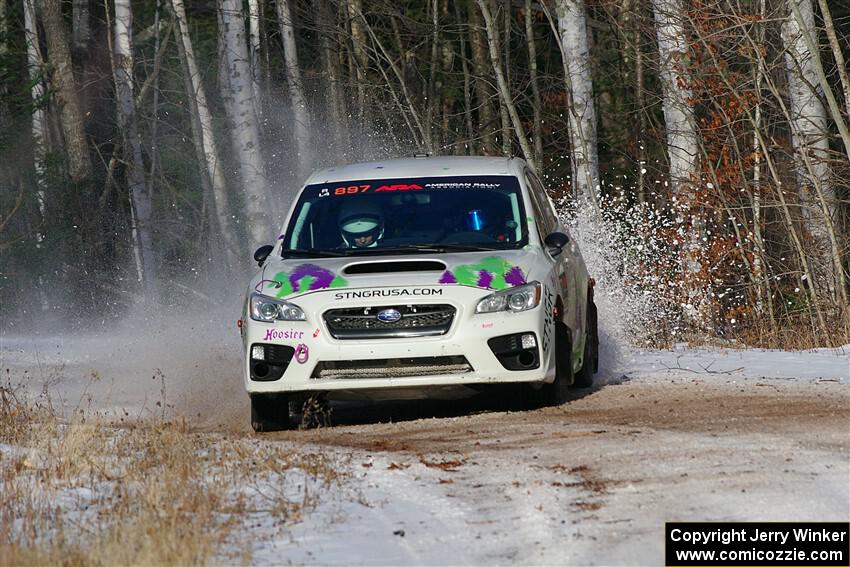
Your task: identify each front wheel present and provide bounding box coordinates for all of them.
[250,393,296,432]
[572,299,599,388]
[535,322,573,406]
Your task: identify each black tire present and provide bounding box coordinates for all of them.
[250,393,296,432]
[573,299,599,388]
[536,322,573,406]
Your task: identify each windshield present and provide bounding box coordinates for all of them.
[281,176,528,257]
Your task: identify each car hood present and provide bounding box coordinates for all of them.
[252,248,546,300]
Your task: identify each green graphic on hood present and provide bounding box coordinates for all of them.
[266,264,347,298]
[439,256,526,290]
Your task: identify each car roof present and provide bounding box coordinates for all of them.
[303,156,525,185]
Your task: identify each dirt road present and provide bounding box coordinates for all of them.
[260,374,849,564]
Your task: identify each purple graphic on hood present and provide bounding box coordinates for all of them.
[477,270,494,289]
[289,264,335,292]
[439,271,458,284]
[268,264,348,298]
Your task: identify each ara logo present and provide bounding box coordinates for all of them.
[318,188,330,197]
[375,184,423,192]
[376,309,402,323]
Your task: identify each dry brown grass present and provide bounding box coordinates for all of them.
[0,377,344,566]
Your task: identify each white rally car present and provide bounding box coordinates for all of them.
[242,156,598,431]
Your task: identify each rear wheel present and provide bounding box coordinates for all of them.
[536,322,573,406]
[250,393,296,432]
[573,298,599,388]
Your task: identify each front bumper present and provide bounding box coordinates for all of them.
[242,285,555,395]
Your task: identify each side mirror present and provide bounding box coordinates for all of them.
[253,244,274,267]
[544,232,569,256]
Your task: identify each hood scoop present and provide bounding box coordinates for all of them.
[343,260,447,275]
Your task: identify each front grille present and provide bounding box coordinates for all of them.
[323,304,455,339]
[311,356,473,380]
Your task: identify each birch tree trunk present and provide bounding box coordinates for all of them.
[171,0,239,270]
[476,0,536,172]
[276,0,312,180]
[113,0,158,302]
[651,0,705,322]
[782,0,847,312]
[554,0,599,206]
[24,0,46,211]
[247,0,262,105]
[219,0,269,245]
[650,0,698,196]
[40,0,92,183]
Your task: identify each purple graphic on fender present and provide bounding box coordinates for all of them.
[439,256,526,290]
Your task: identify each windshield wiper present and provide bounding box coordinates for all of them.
[346,244,501,256]
[282,248,347,258]
[428,243,502,252]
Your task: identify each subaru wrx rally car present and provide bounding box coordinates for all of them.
[242,156,598,431]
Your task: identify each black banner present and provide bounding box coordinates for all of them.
[666,522,849,566]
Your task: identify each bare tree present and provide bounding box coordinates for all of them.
[276,0,313,180]
[476,0,536,172]
[113,0,158,302]
[468,3,497,154]
[40,0,92,183]
[23,0,46,211]
[171,0,239,270]
[247,0,262,104]
[346,0,369,126]
[219,0,270,245]
[524,0,543,166]
[72,0,89,52]
[318,0,347,153]
[650,0,698,195]
[553,0,599,205]
[782,0,848,313]
[816,0,850,123]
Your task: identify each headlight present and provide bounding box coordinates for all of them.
[250,293,306,322]
[475,282,541,314]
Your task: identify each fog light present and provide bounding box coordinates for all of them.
[521,333,537,349]
[251,345,265,361]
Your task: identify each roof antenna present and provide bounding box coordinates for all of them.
[412,152,431,159]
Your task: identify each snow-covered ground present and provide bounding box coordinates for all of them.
[627,343,849,383]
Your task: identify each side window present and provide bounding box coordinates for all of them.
[528,172,559,231]
[524,171,556,237]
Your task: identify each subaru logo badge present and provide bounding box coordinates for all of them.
[377,309,402,323]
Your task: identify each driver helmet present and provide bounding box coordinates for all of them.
[465,208,488,232]
[339,200,384,248]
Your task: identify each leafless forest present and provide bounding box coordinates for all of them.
[0,0,848,345]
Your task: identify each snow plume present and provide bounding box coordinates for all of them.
[563,194,693,350]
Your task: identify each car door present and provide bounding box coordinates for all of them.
[524,171,584,344]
